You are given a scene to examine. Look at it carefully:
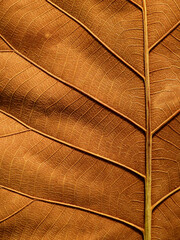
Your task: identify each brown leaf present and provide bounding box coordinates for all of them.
[0,0,180,239]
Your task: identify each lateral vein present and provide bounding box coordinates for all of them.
[152,187,180,211]
[149,21,180,52]
[0,200,34,223]
[46,0,145,80]
[0,34,146,132]
[152,110,180,135]
[0,185,144,233]
[0,109,145,179]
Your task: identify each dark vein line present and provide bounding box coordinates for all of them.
[0,200,34,223]
[0,109,145,178]
[152,187,180,211]
[0,35,146,132]
[45,0,145,80]
[149,21,180,52]
[0,185,144,233]
[155,135,180,150]
[152,110,180,135]
[0,129,31,138]
[0,50,13,52]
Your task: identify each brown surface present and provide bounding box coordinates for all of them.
[0,0,180,239]
[0,189,142,240]
[152,191,180,240]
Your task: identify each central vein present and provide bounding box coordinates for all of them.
[142,0,152,240]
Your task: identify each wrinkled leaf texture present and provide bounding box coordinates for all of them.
[0,0,180,239]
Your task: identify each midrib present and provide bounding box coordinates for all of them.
[142,0,152,240]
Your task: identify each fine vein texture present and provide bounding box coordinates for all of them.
[0,0,180,239]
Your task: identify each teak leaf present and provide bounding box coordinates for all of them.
[0,0,180,239]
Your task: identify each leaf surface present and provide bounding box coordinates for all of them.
[0,0,180,239]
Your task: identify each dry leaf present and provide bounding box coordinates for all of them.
[0,0,180,239]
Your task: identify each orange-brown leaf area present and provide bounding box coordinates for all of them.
[0,0,180,239]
